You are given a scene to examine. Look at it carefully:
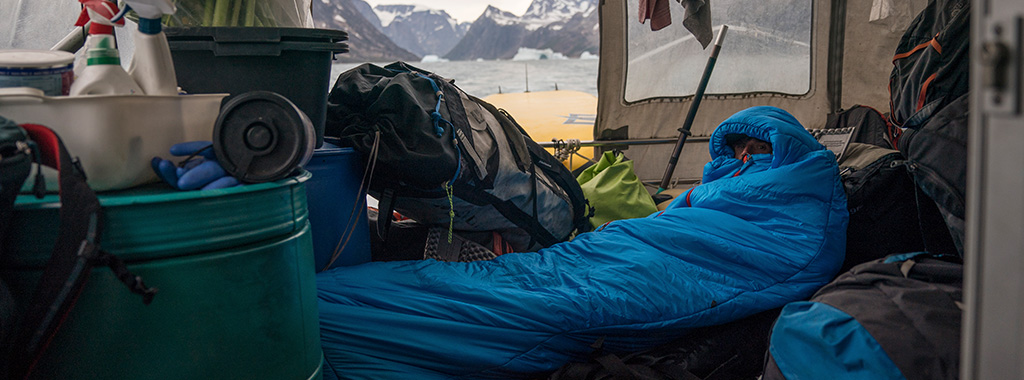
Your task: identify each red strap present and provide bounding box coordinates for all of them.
[930,34,943,54]
[892,34,940,62]
[492,231,514,256]
[18,124,61,171]
[685,188,694,207]
[892,41,930,61]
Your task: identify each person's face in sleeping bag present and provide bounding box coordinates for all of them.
[728,135,772,159]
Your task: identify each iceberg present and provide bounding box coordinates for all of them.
[511,47,567,61]
[420,55,449,62]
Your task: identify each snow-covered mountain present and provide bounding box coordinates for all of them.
[313,0,598,62]
[520,0,597,31]
[444,6,531,61]
[311,0,418,62]
[521,5,599,59]
[446,0,599,60]
[370,5,470,57]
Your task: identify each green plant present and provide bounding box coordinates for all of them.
[163,0,279,27]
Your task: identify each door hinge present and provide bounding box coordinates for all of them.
[981,16,1022,115]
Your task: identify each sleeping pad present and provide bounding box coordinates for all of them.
[316,106,849,379]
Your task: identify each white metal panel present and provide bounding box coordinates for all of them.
[963,0,1024,378]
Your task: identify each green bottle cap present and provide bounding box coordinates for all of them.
[86,37,121,66]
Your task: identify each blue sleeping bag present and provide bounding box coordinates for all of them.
[316,106,849,379]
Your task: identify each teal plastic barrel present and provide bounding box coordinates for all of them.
[1,172,321,380]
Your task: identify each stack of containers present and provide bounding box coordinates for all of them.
[1,2,338,378]
[163,26,370,271]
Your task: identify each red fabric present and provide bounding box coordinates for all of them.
[491,232,514,256]
[19,124,61,171]
[76,0,125,33]
[639,0,672,31]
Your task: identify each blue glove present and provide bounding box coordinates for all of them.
[151,141,240,190]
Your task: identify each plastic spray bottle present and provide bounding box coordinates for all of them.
[69,35,144,95]
[73,0,125,80]
[123,0,179,95]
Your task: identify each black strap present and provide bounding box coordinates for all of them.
[551,337,704,380]
[375,187,397,242]
[592,352,641,379]
[87,249,158,305]
[452,184,560,248]
[501,108,594,235]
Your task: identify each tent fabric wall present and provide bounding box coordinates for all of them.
[1,2,80,50]
[840,0,930,111]
[595,0,925,184]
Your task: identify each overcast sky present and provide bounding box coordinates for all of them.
[362,0,534,23]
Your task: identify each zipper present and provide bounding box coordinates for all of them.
[891,159,965,214]
[0,140,31,163]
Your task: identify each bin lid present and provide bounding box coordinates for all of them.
[165,27,347,44]
[214,91,315,183]
[0,49,74,68]
[5,172,311,268]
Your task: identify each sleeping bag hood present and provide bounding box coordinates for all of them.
[316,106,848,379]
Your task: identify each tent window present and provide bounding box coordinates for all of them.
[625,0,813,102]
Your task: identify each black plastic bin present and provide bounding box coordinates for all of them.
[165,27,349,148]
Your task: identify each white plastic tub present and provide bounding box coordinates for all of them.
[0,87,226,191]
[0,50,75,96]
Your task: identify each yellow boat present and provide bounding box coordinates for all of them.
[483,90,596,171]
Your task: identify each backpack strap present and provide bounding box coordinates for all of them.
[498,108,594,235]
[452,182,560,247]
[375,187,397,242]
[0,117,35,249]
[10,124,156,379]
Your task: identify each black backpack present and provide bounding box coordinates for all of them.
[325,62,591,252]
[895,93,968,256]
[0,118,36,253]
[824,105,896,150]
[0,118,156,379]
[820,106,956,272]
[888,0,969,131]
[763,253,962,380]
[0,117,35,379]
[838,142,958,272]
[547,309,781,380]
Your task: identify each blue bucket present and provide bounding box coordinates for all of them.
[304,141,371,271]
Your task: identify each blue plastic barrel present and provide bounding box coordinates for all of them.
[304,141,371,271]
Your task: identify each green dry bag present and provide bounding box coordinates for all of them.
[577,151,658,229]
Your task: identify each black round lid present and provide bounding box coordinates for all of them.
[213,91,314,183]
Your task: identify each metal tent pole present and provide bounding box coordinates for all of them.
[657,24,728,193]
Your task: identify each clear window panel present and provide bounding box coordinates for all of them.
[625,0,812,101]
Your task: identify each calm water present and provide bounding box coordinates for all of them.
[330,59,600,98]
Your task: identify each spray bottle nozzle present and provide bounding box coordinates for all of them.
[121,0,176,20]
[75,0,125,34]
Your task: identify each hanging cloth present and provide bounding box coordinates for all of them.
[678,0,713,48]
[639,0,714,49]
[639,0,672,31]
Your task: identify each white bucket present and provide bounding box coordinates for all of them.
[0,50,75,96]
[0,87,227,191]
